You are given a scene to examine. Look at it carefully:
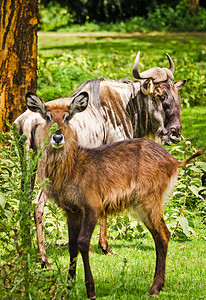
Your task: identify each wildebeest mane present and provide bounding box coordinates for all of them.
[71,78,105,109]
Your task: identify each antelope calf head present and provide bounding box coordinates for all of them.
[26,91,89,150]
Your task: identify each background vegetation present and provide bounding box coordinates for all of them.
[39,0,206,32]
[0,33,205,299]
[0,2,206,299]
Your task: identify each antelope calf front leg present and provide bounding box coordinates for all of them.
[77,210,99,299]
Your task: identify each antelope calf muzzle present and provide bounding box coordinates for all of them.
[51,130,65,149]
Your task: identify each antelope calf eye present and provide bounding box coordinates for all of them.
[46,114,52,123]
[64,114,70,123]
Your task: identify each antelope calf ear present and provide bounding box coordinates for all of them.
[69,92,89,119]
[26,92,47,119]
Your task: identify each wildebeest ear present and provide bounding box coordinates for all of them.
[175,79,187,90]
[69,92,89,118]
[141,79,154,95]
[26,92,47,119]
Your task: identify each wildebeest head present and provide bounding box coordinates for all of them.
[132,52,186,144]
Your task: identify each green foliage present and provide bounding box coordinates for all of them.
[147,2,206,32]
[1,32,206,298]
[37,53,94,100]
[40,0,152,24]
[0,125,37,298]
[37,34,206,107]
[39,1,206,33]
[39,1,75,32]
[0,126,69,298]
[0,125,205,299]
[107,215,145,241]
[164,138,206,240]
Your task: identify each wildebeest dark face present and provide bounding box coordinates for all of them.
[133,52,186,145]
[154,78,186,144]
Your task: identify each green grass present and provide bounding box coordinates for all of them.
[0,33,205,299]
[42,219,206,300]
[36,34,206,299]
[38,33,206,146]
[181,106,206,150]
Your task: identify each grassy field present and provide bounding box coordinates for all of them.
[38,33,206,148]
[0,33,205,299]
[181,106,206,149]
[37,33,206,299]
[41,217,205,300]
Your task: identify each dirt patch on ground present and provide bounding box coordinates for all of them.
[38,32,206,38]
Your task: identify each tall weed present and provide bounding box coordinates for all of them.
[0,125,69,298]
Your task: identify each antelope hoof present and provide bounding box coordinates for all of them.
[102,246,113,255]
[149,284,164,297]
[41,258,51,269]
[98,242,113,255]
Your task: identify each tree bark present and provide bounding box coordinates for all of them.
[0,0,38,131]
[185,0,199,14]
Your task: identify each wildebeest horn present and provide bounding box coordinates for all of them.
[132,51,174,83]
[166,53,175,74]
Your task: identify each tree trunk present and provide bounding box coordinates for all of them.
[0,0,38,131]
[185,0,199,14]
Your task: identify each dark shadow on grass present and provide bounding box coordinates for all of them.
[91,240,154,254]
[44,239,154,259]
[39,35,195,53]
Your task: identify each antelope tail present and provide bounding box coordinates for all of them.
[178,151,204,168]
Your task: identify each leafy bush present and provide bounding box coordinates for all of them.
[0,126,70,298]
[174,53,206,107]
[146,2,206,32]
[39,2,75,31]
[0,125,205,298]
[37,51,133,101]
[0,126,38,298]
[39,1,206,33]
[165,138,206,239]
[37,53,98,101]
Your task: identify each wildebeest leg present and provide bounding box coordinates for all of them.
[98,216,112,254]
[78,211,99,299]
[34,190,51,268]
[145,217,170,296]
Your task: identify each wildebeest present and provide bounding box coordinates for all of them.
[15,52,186,266]
[25,91,202,298]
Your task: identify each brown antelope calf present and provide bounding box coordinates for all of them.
[26,91,202,298]
[16,51,186,264]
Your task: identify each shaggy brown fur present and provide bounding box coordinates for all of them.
[26,92,203,299]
